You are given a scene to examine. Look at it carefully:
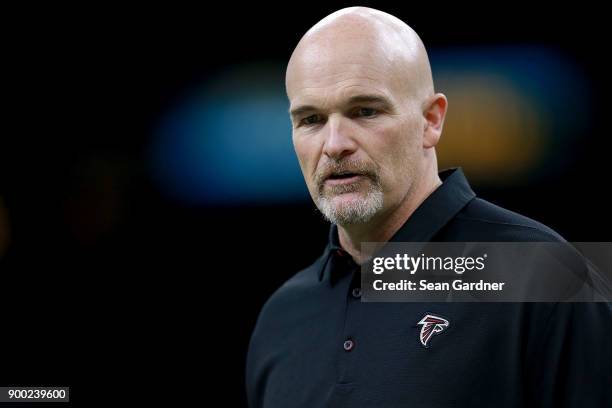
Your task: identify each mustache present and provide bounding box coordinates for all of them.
[315,159,379,187]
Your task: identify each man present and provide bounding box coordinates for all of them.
[246,7,611,407]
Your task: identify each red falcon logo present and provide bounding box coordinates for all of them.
[416,314,450,348]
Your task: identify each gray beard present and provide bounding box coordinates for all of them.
[316,178,384,225]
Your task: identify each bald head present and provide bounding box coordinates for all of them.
[286,7,434,104]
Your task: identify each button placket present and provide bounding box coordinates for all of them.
[335,267,363,384]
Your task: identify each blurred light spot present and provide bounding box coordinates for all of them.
[149,62,308,205]
[432,46,590,185]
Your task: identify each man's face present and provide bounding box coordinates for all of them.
[287,38,425,225]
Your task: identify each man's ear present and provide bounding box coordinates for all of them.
[422,93,448,149]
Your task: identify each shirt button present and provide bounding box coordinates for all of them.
[343,339,354,352]
[352,287,362,298]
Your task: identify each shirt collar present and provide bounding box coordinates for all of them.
[318,167,476,282]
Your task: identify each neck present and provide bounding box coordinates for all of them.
[337,170,442,264]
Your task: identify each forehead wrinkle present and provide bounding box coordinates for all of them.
[289,62,397,108]
[291,81,395,115]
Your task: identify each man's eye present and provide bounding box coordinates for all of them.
[357,107,377,117]
[301,114,321,126]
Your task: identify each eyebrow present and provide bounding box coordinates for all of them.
[289,94,394,118]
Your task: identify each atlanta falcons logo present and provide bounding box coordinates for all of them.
[416,314,450,348]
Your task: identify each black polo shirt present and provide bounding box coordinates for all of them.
[246,168,611,407]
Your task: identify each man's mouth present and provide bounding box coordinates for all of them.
[325,172,365,185]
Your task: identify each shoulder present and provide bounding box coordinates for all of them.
[249,253,326,336]
[443,197,566,242]
[246,252,329,387]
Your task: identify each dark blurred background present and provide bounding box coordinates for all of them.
[1,2,610,405]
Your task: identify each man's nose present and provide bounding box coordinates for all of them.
[322,115,358,160]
